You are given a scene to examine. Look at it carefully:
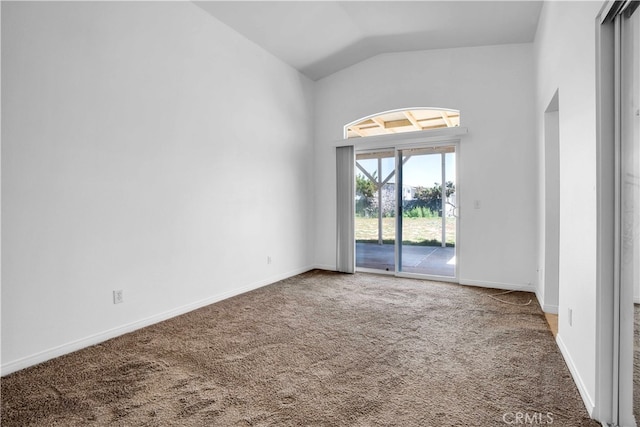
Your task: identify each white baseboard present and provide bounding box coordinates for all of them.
[556,334,595,417]
[458,278,535,292]
[1,265,314,376]
[313,263,337,271]
[535,291,559,314]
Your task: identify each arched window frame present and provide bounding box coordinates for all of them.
[343,107,461,140]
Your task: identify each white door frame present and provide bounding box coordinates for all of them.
[595,1,639,425]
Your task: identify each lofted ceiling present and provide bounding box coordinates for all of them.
[195,1,543,81]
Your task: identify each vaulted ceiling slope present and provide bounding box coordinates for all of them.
[195,1,543,81]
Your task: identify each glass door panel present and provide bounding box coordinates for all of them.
[397,146,456,277]
[355,150,396,272]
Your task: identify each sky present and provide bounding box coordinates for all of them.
[357,152,456,189]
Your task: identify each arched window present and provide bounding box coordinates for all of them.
[344,108,460,139]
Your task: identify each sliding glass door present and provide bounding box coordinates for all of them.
[397,146,456,277]
[355,150,396,272]
[355,144,457,280]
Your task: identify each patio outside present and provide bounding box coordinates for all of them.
[355,216,456,276]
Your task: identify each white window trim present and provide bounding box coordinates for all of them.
[335,126,468,151]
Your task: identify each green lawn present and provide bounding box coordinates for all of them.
[355,217,456,246]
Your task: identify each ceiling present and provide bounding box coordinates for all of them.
[195,1,543,81]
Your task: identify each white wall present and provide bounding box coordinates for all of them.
[534,0,604,416]
[1,2,315,374]
[314,43,538,290]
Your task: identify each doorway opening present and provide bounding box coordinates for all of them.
[543,90,560,315]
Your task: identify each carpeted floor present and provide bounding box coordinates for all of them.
[635,304,640,420]
[1,270,598,426]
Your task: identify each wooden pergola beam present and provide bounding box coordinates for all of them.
[348,126,367,137]
[404,111,423,130]
[371,117,454,130]
[440,111,453,127]
[384,119,412,129]
[371,117,386,129]
[372,116,396,133]
[346,110,460,138]
[356,162,379,188]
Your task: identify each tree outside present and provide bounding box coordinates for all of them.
[405,181,455,217]
[355,176,456,246]
[357,173,456,219]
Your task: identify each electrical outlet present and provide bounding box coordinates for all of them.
[568,308,572,326]
[473,200,481,209]
[267,256,272,265]
[113,290,124,304]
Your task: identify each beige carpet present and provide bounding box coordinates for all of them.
[635,304,640,420]
[1,270,598,426]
